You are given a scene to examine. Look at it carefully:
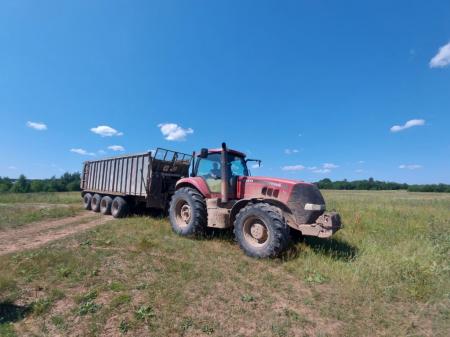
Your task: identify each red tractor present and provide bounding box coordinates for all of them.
[169,143,341,258]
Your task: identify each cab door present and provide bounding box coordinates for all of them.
[195,153,223,196]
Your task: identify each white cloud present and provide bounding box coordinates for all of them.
[429,42,450,68]
[108,145,125,152]
[8,166,17,170]
[251,163,262,169]
[306,163,338,174]
[355,169,364,173]
[358,160,365,164]
[284,149,299,155]
[90,125,123,137]
[282,164,305,171]
[26,121,47,131]
[399,164,422,170]
[390,119,425,133]
[313,168,331,174]
[70,148,95,156]
[323,163,339,169]
[158,123,193,141]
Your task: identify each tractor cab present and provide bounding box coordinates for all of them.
[193,146,249,199]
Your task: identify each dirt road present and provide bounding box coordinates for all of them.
[0,212,113,255]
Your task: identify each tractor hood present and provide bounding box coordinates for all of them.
[238,176,326,224]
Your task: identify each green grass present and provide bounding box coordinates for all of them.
[0,192,81,205]
[0,192,81,230]
[0,190,449,336]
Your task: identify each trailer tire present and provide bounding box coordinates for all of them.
[83,193,92,210]
[169,187,207,236]
[111,197,128,218]
[100,196,113,215]
[91,194,102,212]
[233,203,290,258]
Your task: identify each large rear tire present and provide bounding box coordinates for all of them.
[91,194,102,212]
[169,187,207,236]
[233,203,290,258]
[100,196,113,215]
[83,193,92,210]
[111,197,128,218]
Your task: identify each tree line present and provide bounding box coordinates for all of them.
[0,174,449,193]
[0,172,81,193]
[315,178,450,193]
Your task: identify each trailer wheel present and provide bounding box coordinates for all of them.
[169,187,207,236]
[91,194,102,212]
[111,197,128,218]
[100,196,113,215]
[83,193,92,210]
[233,203,290,258]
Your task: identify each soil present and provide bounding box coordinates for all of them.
[0,211,114,255]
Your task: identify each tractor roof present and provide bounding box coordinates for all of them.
[207,148,246,157]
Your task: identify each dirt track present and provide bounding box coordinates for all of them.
[0,212,113,255]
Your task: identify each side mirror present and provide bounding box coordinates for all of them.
[246,159,261,167]
[199,148,208,158]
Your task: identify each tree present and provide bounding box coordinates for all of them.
[10,174,30,193]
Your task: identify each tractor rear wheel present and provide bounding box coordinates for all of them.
[169,187,207,236]
[234,203,290,258]
[111,197,128,218]
[83,193,92,210]
[91,194,102,212]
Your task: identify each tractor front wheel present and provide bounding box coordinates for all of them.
[234,203,290,258]
[169,187,207,236]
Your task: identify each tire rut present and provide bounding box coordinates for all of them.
[0,211,114,255]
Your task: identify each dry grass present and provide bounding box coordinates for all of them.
[0,190,449,336]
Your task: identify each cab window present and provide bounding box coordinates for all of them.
[197,153,221,179]
[228,154,248,176]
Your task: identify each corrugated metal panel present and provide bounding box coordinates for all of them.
[83,153,151,197]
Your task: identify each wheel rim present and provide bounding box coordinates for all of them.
[242,216,269,247]
[101,200,106,208]
[175,200,191,228]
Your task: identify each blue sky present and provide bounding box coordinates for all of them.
[0,0,449,184]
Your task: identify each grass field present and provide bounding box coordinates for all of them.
[0,192,82,230]
[0,190,449,336]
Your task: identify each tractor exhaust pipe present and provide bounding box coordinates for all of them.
[221,142,229,203]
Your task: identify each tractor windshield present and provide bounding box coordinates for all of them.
[196,153,248,179]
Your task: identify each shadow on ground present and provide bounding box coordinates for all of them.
[282,236,358,262]
[0,302,30,324]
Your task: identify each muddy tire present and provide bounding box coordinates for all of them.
[83,193,92,210]
[111,197,128,218]
[91,194,102,212]
[233,203,290,258]
[169,187,207,236]
[100,196,113,215]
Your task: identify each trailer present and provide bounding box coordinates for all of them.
[80,148,192,217]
